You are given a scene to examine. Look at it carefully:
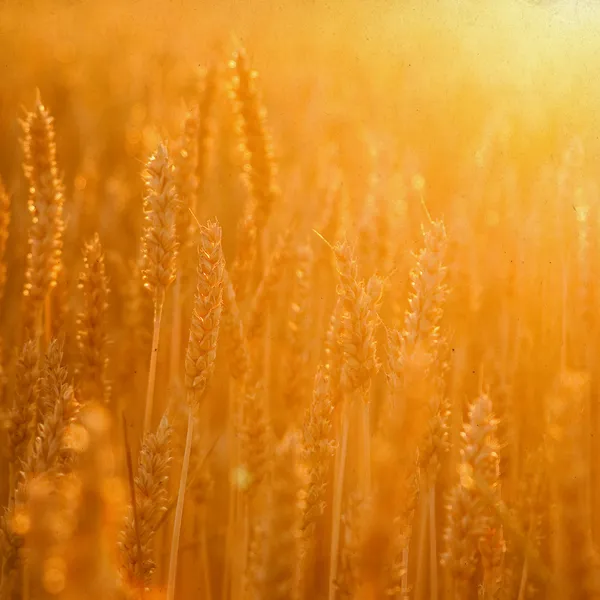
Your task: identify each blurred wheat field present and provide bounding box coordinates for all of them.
[1,0,600,599]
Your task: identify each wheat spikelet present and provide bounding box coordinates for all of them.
[21,93,65,337]
[196,64,217,204]
[76,234,110,405]
[545,371,600,599]
[119,415,172,591]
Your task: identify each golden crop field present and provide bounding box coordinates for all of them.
[1,0,600,598]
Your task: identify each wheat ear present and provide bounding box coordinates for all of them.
[119,415,172,592]
[167,220,224,600]
[76,233,110,405]
[21,92,65,341]
[141,142,179,434]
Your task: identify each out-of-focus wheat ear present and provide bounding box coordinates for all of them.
[235,379,271,600]
[169,105,200,389]
[299,366,336,597]
[383,218,448,417]
[335,492,368,600]
[173,104,200,244]
[545,371,600,598]
[315,171,344,271]
[229,211,258,303]
[262,432,306,600]
[463,393,505,598]
[442,392,504,599]
[283,242,314,425]
[0,505,24,600]
[50,263,70,347]
[196,64,217,208]
[0,177,10,307]
[221,267,250,382]
[1,341,38,600]
[6,340,39,502]
[141,142,179,434]
[245,228,292,379]
[515,448,548,600]
[323,300,343,408]
[327,241,381,600]
[229,47,279,298]
[76,233,110,406]
[220,265,250,600]
[21,93,65,341]
[418,336,451,600]
[402,218,448,361]
[167,220,224,600]
[441,484,478,598]
[119,415,172,592]
[238,378,271,500]
[229,47,279,236]
[333,241,382,397]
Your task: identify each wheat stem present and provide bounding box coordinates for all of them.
[401,546,409,598]
[429,484,438,600]
[222,382,238,600]
[144,297,164,435]
[328,402,350,600]
[200,506,213,600]
[167,402,194,600]
[169,272,183,388]
[361,396,371,496]
[414,491,429,600]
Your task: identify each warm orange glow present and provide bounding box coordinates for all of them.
[1,1,600,599]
